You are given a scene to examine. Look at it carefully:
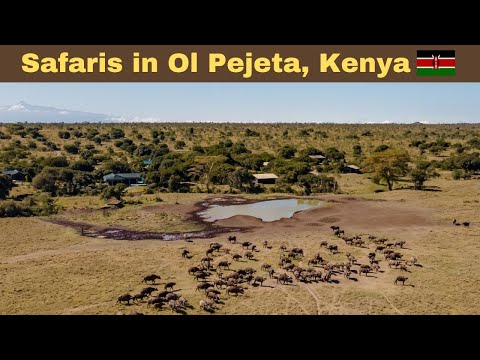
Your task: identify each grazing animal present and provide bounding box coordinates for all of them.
[406,257,418,266]
[168,300,180,312]
[253,276,266,286]
[227,286,244,296]
[395,240,406,248]
[320,241,328,247]
[244,251,254,260]
[181,249,190,258]
[211,243,223,252]
[344,269,351,279]
[116,294,133,304]
[359,265,371,277]
[196,282,213,292]
[153,302,164,310]
[199,299,211,311]
[132,293,147,302]
[165,293,178,301]
[330,225,340,231]
[327,245,338,254]
[463,222,470,227]
[207,291,220,302]
[372,263,380,272]
[399,264,409,272]
[146,296,162,307]
[206,248,215,256]
[242,241,252,249]
[156,291,170,299]
[217,261,231,270]
[277,273,293,285]
[214,279,227,289]
[188,266,201,275]
[210,242,221,249]
[143,274,161,284]
[228,236,237,243]
[140,287,158,296]
[280,245,287,252]
[394,276,408,285]
[194,271,210,281]
[268,269,275,278]
[232,254,242,261]
[375,245,385,253]
[164,282,176,291]
[453,219,457,225]
[177,296,187,307]
[261,264,272,271]
[263,240,268,248]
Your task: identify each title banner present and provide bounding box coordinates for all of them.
[0,45,476,81]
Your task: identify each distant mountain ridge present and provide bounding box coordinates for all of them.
[0,101,124,123]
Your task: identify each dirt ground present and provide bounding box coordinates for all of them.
[1,176,479,315]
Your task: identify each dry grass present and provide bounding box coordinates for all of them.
[1,176,479,315]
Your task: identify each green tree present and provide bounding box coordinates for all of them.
[410,169,428,190]
[101,183,128,200]
[0,175,13,199]
[363,150,410,191]
[278,145,296,159]
[227,169,254,193]
[353,144,362,157]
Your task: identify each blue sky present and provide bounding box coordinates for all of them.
[0,83,478,123]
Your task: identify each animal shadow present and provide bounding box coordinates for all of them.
[330,279,340,284]
[175,309,188,315]
[414,264,423,268]
[348,277,358,282]
[204,308,216,314]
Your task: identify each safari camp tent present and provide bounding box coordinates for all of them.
[103,173,145,186]
[253,173,279,185]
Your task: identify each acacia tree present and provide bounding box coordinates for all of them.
[363,150,410,191]
[227,169,254,193]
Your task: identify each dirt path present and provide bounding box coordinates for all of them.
[300,283,322,315]
[275,286,310,314]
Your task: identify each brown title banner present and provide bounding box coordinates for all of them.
[0,45,476,82]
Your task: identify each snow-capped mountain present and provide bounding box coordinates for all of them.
[0,102,125,123]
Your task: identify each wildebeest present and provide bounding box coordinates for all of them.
[263,240,268,248]
[228,235,237,243]
[188,266,201,275]
[344,269,351,279]
[217,261,231,270]
[164,282,176,291]
[168,300,180,312]
[320,241,328,247]
[327,245,338,254]
[372,263,380,272]
[330,225,340,231]
[375,245,385,253]
[165,292,179,301]
[140,287,157,297]
[244,251,254,260]
[194,271,210,281]
[268,269,275,278]
[210,243,223,252]
[206,248,215,256]
[156,291,170,299]
[117,294,133,304]
[242,241,252,249]
[394,276,408,285]
[227,286,244,296]
[207,291,220,302]
[232,254,242,261]
[463,222,470,227]
[199,299,212,311]
[196,282,213,292]
[395,240,406,248]
[280,245,287,252]
[143,274,161,284]
[146,296,163,307]
[406,257,418,266]
[358,265,371,277]
[214,279,227,289]
[181,249,190,258]
[277,273,293,285]
[153,302,164,310]
[253,276,266,286]
[261,263,272,271]
[132,293,147,302]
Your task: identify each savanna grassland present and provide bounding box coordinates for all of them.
[0,123,479,314]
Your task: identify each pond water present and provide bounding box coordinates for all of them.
[198,198,327,222]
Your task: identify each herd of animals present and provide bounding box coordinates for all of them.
[115,224,425,315]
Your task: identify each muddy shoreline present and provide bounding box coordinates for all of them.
[44,195,343,241]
